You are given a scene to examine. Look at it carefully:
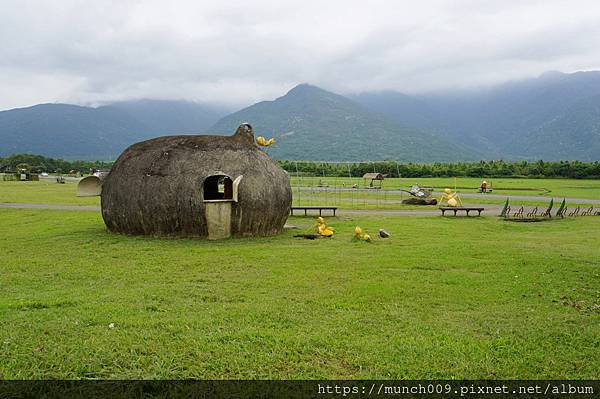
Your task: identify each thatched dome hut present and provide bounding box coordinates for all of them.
[101,123,291,239]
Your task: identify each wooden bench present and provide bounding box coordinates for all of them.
[290,206,338,216]
[440,207,484,216]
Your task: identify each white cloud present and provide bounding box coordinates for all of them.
[1,0,600,109]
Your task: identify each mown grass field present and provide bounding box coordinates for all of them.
[0,180,99,206]
[1,207,599,379]
[1,178,599,379]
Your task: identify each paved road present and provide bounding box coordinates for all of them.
[0,202,504,216]
[39,176,82,182]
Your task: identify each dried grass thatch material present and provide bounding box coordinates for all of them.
[101,124,292,238]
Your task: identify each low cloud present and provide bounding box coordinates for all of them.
[1,0,600,110]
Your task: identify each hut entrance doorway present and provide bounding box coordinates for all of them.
[204,175,233,200]
[203,174,236,240]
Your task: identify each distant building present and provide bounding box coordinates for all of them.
[362,172,385,188]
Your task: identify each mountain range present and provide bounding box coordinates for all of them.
[351,71,600,161]
[0,100,228,160]
[1,71,600,161]
[209,84,474,161]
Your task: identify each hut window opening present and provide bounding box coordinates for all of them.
[204,175,233,200]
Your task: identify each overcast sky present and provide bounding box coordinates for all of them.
[2,0,600,110]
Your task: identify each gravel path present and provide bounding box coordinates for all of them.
[0,202,505,216]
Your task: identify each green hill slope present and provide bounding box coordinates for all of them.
[505,95,600,161]
[353,71,600,160]
[0,101,226,159]
[210,84,477,161]
[0,104,147,159]
[100,99,228,136]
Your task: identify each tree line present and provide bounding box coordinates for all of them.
[1,154,600,178]
[279,160,600,179]
[0,154,112,174]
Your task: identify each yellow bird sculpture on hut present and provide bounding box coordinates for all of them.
[256,136,276,147]
[439,188,463,207]
[316,217,334,237]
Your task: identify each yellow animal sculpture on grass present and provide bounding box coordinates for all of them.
[316,217,334,237]
[439,188,463,207]
[354,226,372,242]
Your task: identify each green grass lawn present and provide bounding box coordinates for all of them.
[1,209,598,379]
[0,180,100,206]
[292,176,600,209]
[291,176,600,199]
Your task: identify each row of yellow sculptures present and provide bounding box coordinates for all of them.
[314,217,373,242]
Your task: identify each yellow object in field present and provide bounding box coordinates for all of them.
[439,187,462,207]
[318,224,334,237]
[354,226,363,237]
[266,138,276,146]
[316,216,334,237]
[363,234,372,242]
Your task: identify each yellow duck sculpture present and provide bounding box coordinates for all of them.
[353,225,372,242]
[316,217,334,237]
